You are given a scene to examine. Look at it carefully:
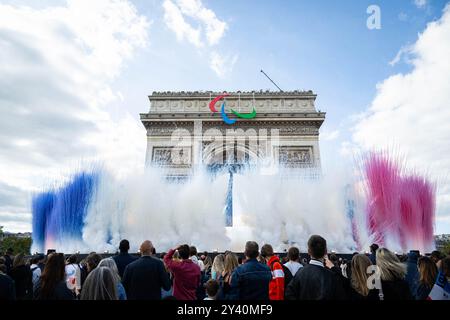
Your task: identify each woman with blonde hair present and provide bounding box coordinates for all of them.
[221,253,239,298]
[349,254,378,300]
[211,254,225,281]
[376,248,412,300]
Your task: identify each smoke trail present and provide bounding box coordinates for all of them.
[31,191,56,253]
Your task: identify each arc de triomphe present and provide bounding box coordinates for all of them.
[140,91,325,178]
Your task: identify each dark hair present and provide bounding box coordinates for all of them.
[370,244,379,254]
[39,253,66,299]
[67,254,78,265]
[119,240,130,253]
[260,244,274,258]
[189,246,197,257]
[244,241,259,259]
[178,245,190,260]
[205,279,219,298]
[442,257,450,277]
[307,235,327,259]
[86,253,102,272]
[6,248,13,255]
[288,247,300,261]
[430,250,443,262]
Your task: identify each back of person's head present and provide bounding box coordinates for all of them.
[430,250,443,263]
[67,254,78,265]
[376,248,407,281]
[351,254,372,296]
[223,253,239,274]
[98,258,121,282]
[203,255,213,270]
[205,279,219,299]
[212,254,225,273]
[287,247,300,262]
[12,253,25,268]
[189,246,197,257]
[418,256,438,288]
[260,244,274,258]
[370,243,379,254]
[6,248,13,255]
[307,235,327,259]
[39,253,65,299]
[86,253,102,272]
[442,257,450,278]
[80,266,118,300]
[119,239,130,253]
[329,253,338,265]
[177,244,190,260]
[244,241,259,260]
[139,240,154,256]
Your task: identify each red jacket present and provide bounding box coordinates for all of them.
[164,249,201,300]
[267,256,285,300]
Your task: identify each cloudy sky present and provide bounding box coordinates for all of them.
[0,0,449,234]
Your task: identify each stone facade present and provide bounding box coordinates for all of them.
[140,91,325,177]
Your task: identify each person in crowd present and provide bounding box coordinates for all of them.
[80,267,118,300]
[369,243,379,265]
[34,253,75,300]
[65,254,81,297]
[113,239,137,278]
[284,246,303,277]
[98,258,127,300]
[285,235,345,300]
[220,253,239,298]
[122,240,170,300]
[164,244,201,300]
[204,279,219,300]
[405,250,420,297]
[30,254,45,289]
[203,255,213,278]
[430,250,444,266]
[86,252,102,274]
[189,246,205,272]
[211,254,225,281]
[2,248,14,274]
[9,253,32,300]
[349,254,379,300]
[0,259,16,300]
[376,248,413,300]
[261,244,286,300]
[416,256,438,300]
[228,241,272,300]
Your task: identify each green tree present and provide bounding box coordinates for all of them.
[0,236,32,255]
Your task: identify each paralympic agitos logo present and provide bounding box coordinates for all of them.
[209,93,257,125]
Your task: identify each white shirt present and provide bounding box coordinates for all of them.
[190,256,205,272]
[309,259,324,268]
[30,264,41,287]
[284,261,303,276]
[65,264,81,290]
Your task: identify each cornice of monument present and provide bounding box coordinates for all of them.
[148,90,317,100]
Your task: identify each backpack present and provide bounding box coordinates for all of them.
[270,260,293,290]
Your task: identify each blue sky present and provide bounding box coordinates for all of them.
[1,0,449,235]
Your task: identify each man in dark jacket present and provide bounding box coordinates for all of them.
[113,239,137,278]
[405,250,419,297]
[122,240,170,300]
[0,263,16,300]
[369,243,379,265]
[2,248,14,274]
[228,241,272,300]
[285,235,345,300]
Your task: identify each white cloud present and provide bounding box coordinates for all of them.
[162,0,235,77]
[414,0,428,9]
[350,4,450,233]
[209,51,238,78]
[0,0,149,231]
[388,45,413,66]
